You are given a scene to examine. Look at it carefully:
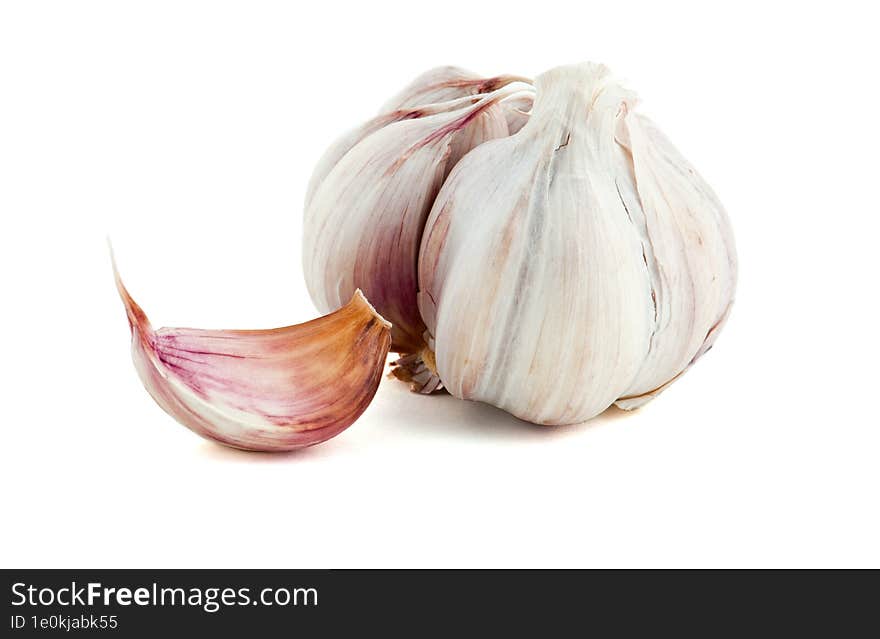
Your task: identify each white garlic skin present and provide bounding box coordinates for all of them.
[418,63,737,425]
[500,93,533,135]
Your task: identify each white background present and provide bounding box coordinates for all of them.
[1,1,878,568]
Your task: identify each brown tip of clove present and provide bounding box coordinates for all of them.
[108,240,152,335]
[351,289,392,330]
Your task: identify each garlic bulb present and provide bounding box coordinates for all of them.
[303,86,529,353]
[113,254,391,451]
[418,63,737,425]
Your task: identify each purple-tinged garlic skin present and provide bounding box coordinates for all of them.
[380,66,526,113]
[379,66,486,112]
[303,92,511,354]
[113,259,391,451]
[307,68,531,211]
[306,103,452,211]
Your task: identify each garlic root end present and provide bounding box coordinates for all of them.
[389,349,443,394]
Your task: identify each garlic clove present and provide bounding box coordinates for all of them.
[418,63,736,425]
[112,255,391,451]
[612,113,737,407]
[303,89,518,354]
[419,64,652,425]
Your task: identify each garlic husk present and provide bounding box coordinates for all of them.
[380,65,527,112]
[501,93,533,135]
[305,69,533,210]
[113,256,391,451]
[303,88,520,354]
[418,63,737,425]
[379,65,533,155]
[305,108,418,211]
[612,112,737,407]
[305,94,494,210]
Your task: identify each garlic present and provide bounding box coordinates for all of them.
[303,86,531,353]
[418,63,737,425]
[112,254,391,451]
[306,68,532,210]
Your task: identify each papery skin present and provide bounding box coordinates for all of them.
[380,66,522,113]
[612,112,737,407]
[418,63,737,425]
[305,97,474,210]
[381,66,533,142]
[303,94,511,353]
[306,68,531,210]
[113,260,391,451]
[501,93,533,135]
[305,108,423,211]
